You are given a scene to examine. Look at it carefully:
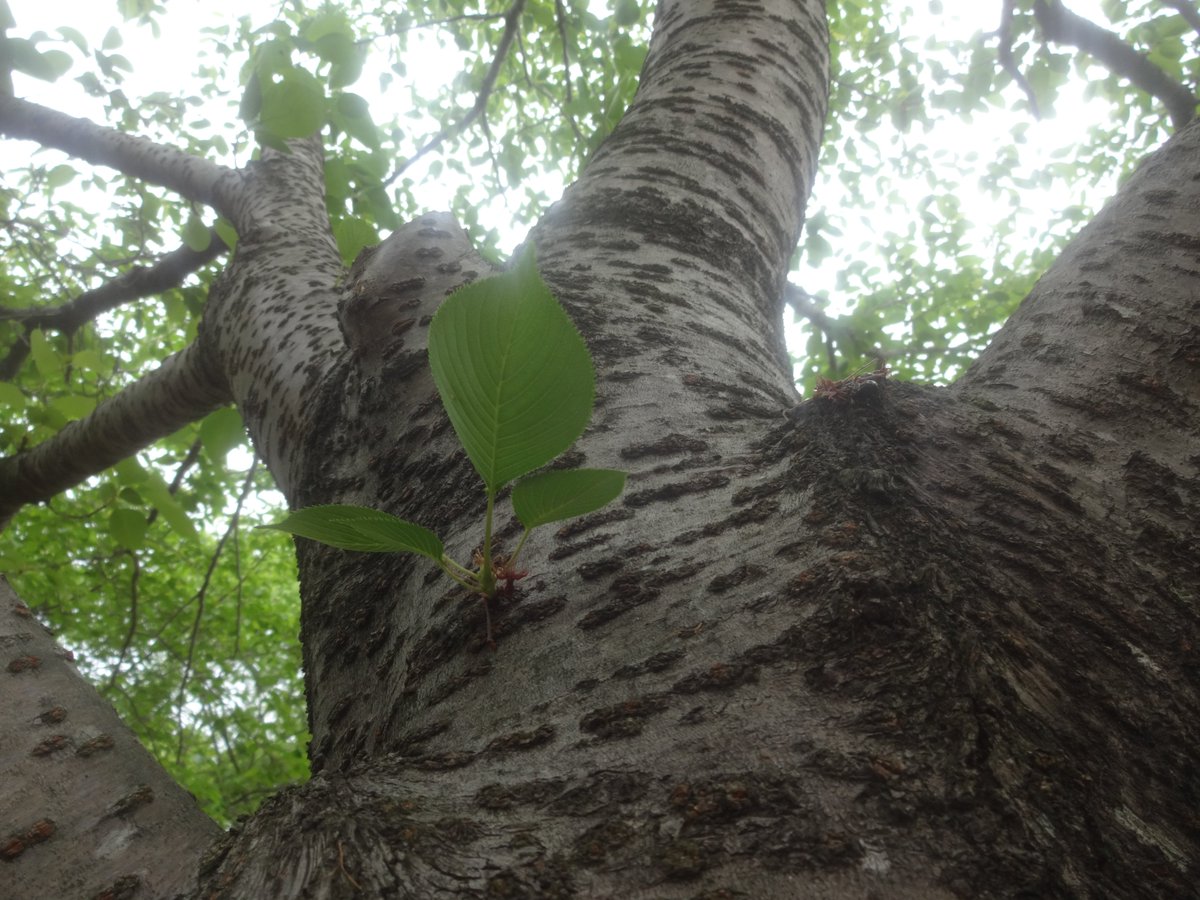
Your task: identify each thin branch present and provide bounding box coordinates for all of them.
[0,340,231,528]
[107,551,141,691]
[1034,0,1198,129]
[997,0,1042,118]
[0,232,227,380]
[381,0,527,191]
[554,0,575,109]
[175,457,259,763]
[1158,0,1200,38]
[389,11,507,34]
[0,96,241,215]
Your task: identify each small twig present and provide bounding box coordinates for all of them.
[380,0,527,191]
[174,458,259,762]
[997,0,1042,119]
[106,551,141,690]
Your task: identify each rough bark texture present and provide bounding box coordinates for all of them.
[0,577,221,900]
[3,0,1200,897]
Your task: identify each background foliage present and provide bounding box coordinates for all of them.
[1,0,1196,823]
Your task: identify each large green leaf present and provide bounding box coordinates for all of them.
[427,249,594,492]
[262,505,443,560]
[512,468,626,529]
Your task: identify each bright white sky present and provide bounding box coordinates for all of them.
[3,0,1120,364]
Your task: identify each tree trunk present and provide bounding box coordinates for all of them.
[2,0,1198,896]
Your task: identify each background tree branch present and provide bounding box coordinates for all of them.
[0,96,242,215]
[0,340,231,528]
[0,231,228,380]
[1034,0,1198,129]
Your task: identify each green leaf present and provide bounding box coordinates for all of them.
[141,476,197,542]
[0,381,25,409]
[102,26,122,50]
[512,468,626,529]
[109,507,148,550]
[332,217,377,265]
[428,248,594,492]
[199,407,244,460]
[50,394,96,421]
[57,26,88,53]
[181,214,211,252]
[214,218,238,250]
[46,164,76,189]
[258,68,325,139]
[8,39,72,81]
[29,329,60,379]
[262,505,443,560]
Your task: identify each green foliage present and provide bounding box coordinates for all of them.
[266,250,625,603]
[428,249,595,492]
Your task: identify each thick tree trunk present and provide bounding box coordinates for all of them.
[0,577,220,899]
[3,0,1198,897]
[188,3,1197,899]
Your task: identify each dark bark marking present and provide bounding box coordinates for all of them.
[547,771,651,816]
[554,507,635,542]
[576,571,664,631]
[75,734,115,757]
[548,534,612,561]
[389,719,450,755]
[30,735,69,756]
[572,819,636,868]
[405,750,477,771]
[707,564,767,593]
[476,778,568,811]
[0,818,54,861]
[6,654,39,673]
[579,695,669,740]
[621,433,711,459]
[673,498,779,544]
[625,472,731,507]
[105,785,154,819]
[613,648,687,679]
[34,706,66,725]
[577,556,624,581]
[486,724,555,754]
[672,661,759,694]
[88,873,140,900]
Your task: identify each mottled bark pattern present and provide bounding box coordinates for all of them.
[0,578,220,899]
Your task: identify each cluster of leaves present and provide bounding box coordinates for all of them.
[793,0,1198,386]
[266,251,624,614]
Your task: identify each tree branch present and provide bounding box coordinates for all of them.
[381,0,526,190]
[1034,0,1198,130]
[0,340,231,528]
[0,96,242,215]
[1158,0,1200,37]
[0,232,228,380]
[997,0,1042,118]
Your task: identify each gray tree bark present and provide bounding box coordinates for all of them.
[2,0,1198,897]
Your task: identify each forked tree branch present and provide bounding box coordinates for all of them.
[0,340,231,528]
[0,96,242,215]
[1034,0,1198,130]
[0,232,228,380]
